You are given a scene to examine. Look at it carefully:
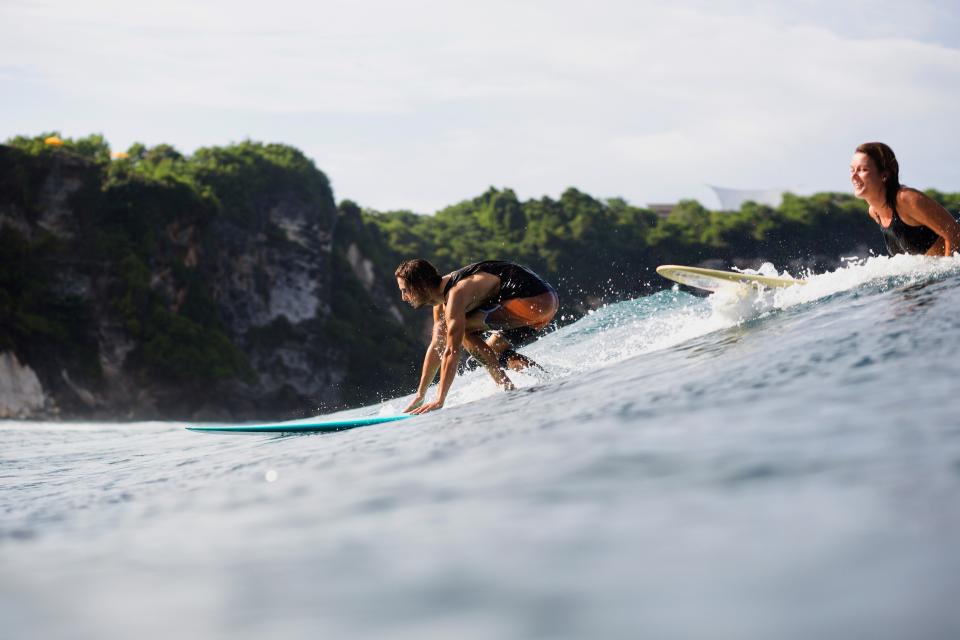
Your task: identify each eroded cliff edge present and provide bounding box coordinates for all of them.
[0,143,421,420]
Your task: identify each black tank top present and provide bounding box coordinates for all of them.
[879,205,938,256]
[442,261,553,308]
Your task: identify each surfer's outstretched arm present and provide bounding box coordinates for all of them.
[411,289,471,414]
[898,190,960,256]
[404,306,445,413]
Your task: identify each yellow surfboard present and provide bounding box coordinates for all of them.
[656,265,806,292]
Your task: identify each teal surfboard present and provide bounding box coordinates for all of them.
[186,414,411,434]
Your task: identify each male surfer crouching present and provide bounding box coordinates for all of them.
[395,259,559,415]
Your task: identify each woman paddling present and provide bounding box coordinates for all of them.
[851,142,960,256]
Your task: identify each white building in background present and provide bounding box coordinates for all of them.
[647,203,677,219]
[707,185,787,211]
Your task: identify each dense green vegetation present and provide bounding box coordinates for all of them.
[358,186,898,314]
[0,226,100,378]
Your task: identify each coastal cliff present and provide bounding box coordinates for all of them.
[0,141,421,420]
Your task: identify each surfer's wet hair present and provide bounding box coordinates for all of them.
[857,142,901,209]
[395,258,441,293]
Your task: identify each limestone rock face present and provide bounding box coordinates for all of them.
[0,352,46,418]
[203,188,340,415]
[0,144,421,421]
[209,200,330,334]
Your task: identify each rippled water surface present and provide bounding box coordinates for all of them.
[4,254,960,639]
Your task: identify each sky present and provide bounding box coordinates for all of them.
[2,0,959,213]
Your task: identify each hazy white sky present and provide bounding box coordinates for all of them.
[2,0,959,212]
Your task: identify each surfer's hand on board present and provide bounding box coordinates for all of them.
[411,399,444,415]
[403,395,425,413]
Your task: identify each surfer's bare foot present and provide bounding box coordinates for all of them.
[503,351,546,373]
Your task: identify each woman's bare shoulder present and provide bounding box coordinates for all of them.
[897,186,928,207]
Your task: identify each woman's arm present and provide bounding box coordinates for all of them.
[899,189,960,256]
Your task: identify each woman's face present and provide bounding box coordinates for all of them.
[850,152,885,200]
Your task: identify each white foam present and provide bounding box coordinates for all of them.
[715,254,960,323]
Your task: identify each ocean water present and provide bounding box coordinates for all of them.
[3,254,960,640]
